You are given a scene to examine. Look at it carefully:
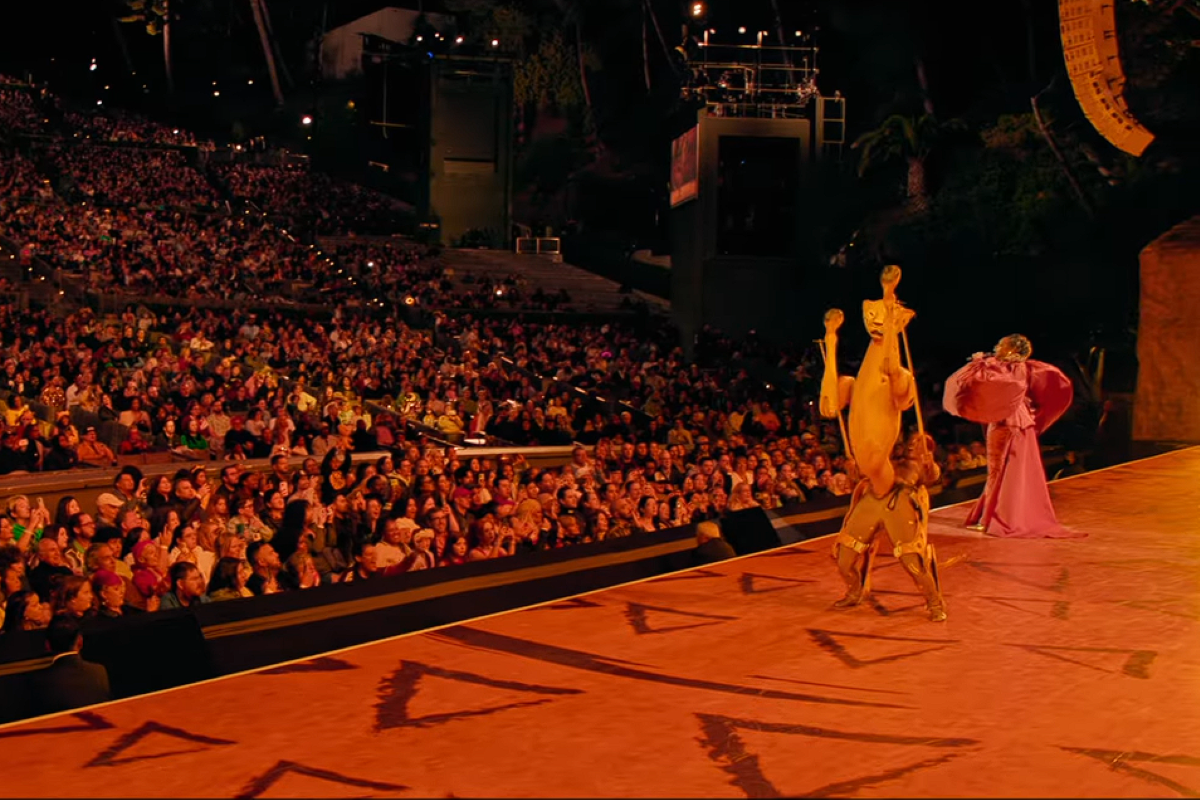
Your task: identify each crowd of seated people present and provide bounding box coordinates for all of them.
[0,201,331,299]
[0,403,902,634]
[0,148,52,202]
[41,143,220,210]
[0,90,996,636]
[324,241,577,312]
[62,109,200,147]
[0,85,46,136]
[209,162,413,235]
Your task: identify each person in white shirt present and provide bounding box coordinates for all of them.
[374,518,415,569]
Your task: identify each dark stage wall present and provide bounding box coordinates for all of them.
[427,58,513,246]
[668,114,812,351]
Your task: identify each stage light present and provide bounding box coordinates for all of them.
[491,38,499,47]
[455,35,464,44]
[248,79,254,85]
[89,62,97,72]
[738,26,747,34]
[691,2,706,17]
[416,35,423,42]
[794,30,803,37]
[213,90,220,97]
[301,115,313,126]
[405,296,416,305]
[96,100,103,106]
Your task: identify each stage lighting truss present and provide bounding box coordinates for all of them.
[681,34,825,120]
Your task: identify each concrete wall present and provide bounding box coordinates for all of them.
[427,59,513,246]
[668,113,813,350]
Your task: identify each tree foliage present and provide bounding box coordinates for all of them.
[853,114,964,175]
[514,30,587,112]
[118,0,168,35]
[1118,0,1200,133]
[924,113,1084,256]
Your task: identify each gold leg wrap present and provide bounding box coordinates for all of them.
[894,543,947,622]
[832,533,875,608]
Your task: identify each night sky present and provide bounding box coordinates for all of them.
[0,1,1074,139]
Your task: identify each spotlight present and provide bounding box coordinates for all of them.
[248,79,254,85]
[405,296,416,305]
[89,63,97,72]
[491,38,499,47]
[691,2,705,17]
[96,100,103,106]
[455,36,464,44]
[738,26,747,34]
[213,90,220,97]
[301,115,313,126]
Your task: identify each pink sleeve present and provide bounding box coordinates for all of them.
[1025,360,1074,434]
[942,357,1026,424]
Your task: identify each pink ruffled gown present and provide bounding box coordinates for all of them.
[942,355,1084,538]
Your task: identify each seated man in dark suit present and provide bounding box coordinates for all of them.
[692,520,737,565]
[29,614,112,715]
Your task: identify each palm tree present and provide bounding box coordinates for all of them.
[851,114,964,215]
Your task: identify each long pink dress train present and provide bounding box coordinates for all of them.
[943,355,1085,539]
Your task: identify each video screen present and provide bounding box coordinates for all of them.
[670,126,699,208]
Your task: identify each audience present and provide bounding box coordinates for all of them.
[0,85,1009,656]
[28,614,112,715]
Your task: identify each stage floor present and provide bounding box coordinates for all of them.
[3,448,1200,798]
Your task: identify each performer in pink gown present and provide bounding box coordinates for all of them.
[942,334,1084,539]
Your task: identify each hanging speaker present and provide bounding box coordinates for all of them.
[1059,0,1154,156]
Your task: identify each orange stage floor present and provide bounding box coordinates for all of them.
[2,448,1200,798]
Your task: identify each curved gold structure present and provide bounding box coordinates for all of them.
[1059,0,1155,156]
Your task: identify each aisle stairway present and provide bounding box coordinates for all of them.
[441,248,669,315]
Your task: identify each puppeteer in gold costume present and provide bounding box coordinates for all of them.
[818,265,947,622]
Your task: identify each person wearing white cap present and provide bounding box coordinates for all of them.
[94,493,125,528]
[401,529,437,572]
